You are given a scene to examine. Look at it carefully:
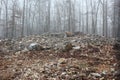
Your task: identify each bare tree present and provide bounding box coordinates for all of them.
[90,0,95,34]
[116,0,120,39]
[78,2,81,32]
[113,0,120,79]
[44,0,51,32]
[102,0,108,37]
[113,0,119,38]
[3,0,8,38]
[67,0,72,32]
[38,0,42,34]
[0,2,1,22]
[86,0,89,34]
[54,0,62,32]
[90,0,101,35]
[21,0,25,37]
[71,0,76,32]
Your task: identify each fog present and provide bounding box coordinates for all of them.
[0,0,116,38]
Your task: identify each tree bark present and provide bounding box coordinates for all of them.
[113,0,120,80]
[5,0,8,38]
[21,0,25,37]
[86,0,88,34]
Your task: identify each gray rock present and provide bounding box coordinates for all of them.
[73,46,80,50]
[90,73,101,77]
[28,43,43,51]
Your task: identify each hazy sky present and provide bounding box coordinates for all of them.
[18,0,23,7]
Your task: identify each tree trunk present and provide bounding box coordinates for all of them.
[103,0,108,37]
[113,0,120,80]
[117,1,120,39]
[86,0,88,34]
[79,3,81,32]
[11,4,15,39]
[5,0,8,38]
[68,0,71,32]
[45,0,51,32]
[21,0,25,37]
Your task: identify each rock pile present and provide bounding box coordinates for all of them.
[0,32,117,80]
[0,32,114,53]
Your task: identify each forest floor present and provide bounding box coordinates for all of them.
[0,32,118,80]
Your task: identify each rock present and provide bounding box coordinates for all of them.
[0,33,116,80]
[111,68,115,72]
[17,60,23,66]
[71,40,77,43]
[90,73,101,77]
[73,46,80,50]
[64,43,73,51]
[28,43,43,51]
[15,51,21,55]
[60,73,66,79]
[101,71,107,75]
[58,58,67,64]
[43,46,51,50]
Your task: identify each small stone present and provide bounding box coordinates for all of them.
[60,72,66,79]
[64,43,73,51]
[73,46,80,50]
[100,77,105,80]
[61,72,66,75]
[17,60,23,66]
[15,51,21,55]
[111,68,115,72]
[58,58,67,64]
[91,73,101,77]
[102,71,107,75]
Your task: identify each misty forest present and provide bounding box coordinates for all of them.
[0,0,120,80]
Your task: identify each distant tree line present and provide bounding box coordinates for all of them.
[0,0,117,39]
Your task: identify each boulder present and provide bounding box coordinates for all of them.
[28,43,43,51]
